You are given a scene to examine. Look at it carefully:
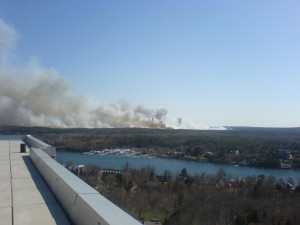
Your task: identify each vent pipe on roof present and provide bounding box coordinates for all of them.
[20,143,26,153]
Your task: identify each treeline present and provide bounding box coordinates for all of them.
[76,164,300,225]
[2,125,300,168]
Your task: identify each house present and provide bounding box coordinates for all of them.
[277,150,292,160]
[229,149,239,155]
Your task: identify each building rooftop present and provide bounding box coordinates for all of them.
[0,139,70,225]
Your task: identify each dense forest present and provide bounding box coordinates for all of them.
[1,125,300,168]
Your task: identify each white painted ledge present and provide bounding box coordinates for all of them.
[30,147,141,225]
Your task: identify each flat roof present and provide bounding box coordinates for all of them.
[0,139,70,225]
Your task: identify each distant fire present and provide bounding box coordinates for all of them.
[0,18,170,129]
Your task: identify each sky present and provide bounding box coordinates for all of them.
[0,0,299,129]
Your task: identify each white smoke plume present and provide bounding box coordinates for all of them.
[0,18,226,130]
[0,18,168,128]
[0,18,19,65]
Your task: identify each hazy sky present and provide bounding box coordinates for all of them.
[0,1,299,128]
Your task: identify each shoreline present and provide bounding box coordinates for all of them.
[57,149,299,171]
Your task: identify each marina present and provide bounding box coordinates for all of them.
[81,148,152,158]
[57,150,300,184]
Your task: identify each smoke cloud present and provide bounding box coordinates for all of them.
[0,18,226,130]
[0,18,168,128]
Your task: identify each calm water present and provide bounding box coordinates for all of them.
[56,150,300,184]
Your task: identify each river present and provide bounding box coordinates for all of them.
[56,150,300,184]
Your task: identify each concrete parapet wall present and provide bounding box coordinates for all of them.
[26,135,48,148]
[26,135,56,157]
[30,148,141,225]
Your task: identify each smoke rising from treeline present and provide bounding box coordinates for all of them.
[0,18,168,128]
[0,18,227,130]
